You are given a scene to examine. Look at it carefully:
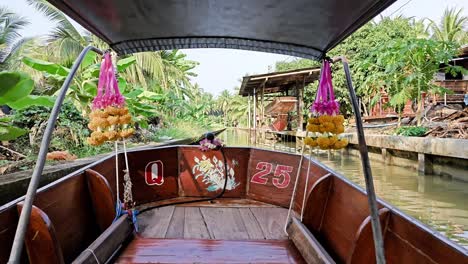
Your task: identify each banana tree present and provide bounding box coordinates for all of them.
[0,71,54,140]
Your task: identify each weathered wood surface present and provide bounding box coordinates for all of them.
[124,148,179,205]
[138,206,289,240]
[238,207,266,239]
[115,238,306,263]
[200,207,250,239]
[178,147,249,198]
[72,215,133,264]
[138,206,175,238]
[287,217,335,264]
[183,207,211,239]
[17,203,64,264]
[165,207,185,239]
[348,208,390,264]
[136,198,278,211]
[301,173,468,263]
[249,207,289,240]
[33,173,99,263]
[247,149,301,207]
[85,169,115,232]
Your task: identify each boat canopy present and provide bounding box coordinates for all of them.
[46,0,396,59]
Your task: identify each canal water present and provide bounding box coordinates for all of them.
[220,129,468,249]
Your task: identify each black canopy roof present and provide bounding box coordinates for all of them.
[47,0,396,59]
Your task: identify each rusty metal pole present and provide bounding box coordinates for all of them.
[335,56,386,264]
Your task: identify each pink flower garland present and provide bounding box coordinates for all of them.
[199,138,224,151]
[310,60,340,116]
[92,53,125,110]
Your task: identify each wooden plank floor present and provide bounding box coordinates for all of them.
[138,206,289,240]
[115,238,306,264]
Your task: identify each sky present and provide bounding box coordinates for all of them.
[3,0,468,96]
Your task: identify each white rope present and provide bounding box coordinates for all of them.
[84,248,100,264]
[114,141,119,203]
[283,131,309,235]
[122,140,130,173]
[122,140,133,206]
[300,148,313,221]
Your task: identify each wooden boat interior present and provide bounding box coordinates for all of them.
[1,146,466,263]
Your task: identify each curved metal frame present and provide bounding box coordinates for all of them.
[7,46,386,264]
[8,46,104,264]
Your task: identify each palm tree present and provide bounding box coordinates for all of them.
[428,7,467,45]
[26,0,197,94]
[0,6,30,70]
[217,90,231,126]
[26,0,89,66]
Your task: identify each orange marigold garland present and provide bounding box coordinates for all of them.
[304,60,348,150]
[87,53,134,146]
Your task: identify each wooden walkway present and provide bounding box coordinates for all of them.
[138,206,289,240]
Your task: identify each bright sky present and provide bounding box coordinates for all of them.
[4,0,468,96]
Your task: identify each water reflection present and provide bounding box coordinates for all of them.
[221,129,468,248]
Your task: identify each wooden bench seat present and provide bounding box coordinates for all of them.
[116,238,305,263]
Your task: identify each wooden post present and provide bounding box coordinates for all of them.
[253,88,257,144]
[261,81,265,143]
[248,95,252,145]
[296,80,304,131]
[418,153,433,175]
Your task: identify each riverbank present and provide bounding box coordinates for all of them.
[219,128,468,248]
[342,133,468,182]
[252,128,468,182]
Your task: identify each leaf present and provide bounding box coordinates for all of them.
[0,72,34,104]
[81,52,97,69]
[0,124,28,141]
[0,116,13,123]
[7,95,55,109]
[117,56,136,72]
[22,57,70,76]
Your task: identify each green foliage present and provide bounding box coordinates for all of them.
[427,7,468,45]
[0,6,30,71]
[0,72,34,103]
[363,38,460,124]
[0,71,53,141]
[11,102,113,157]
[22,56,69,76]
[0,116,27,141]
[395,126,427,137]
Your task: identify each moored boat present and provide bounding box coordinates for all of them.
[1,145,467,263]
[4,0,468,263]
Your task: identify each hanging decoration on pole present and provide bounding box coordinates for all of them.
[86,52,136,213]
[87,52,134,146]
[305,60,348,150]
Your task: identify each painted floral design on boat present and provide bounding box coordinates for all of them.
[192,155,239,192]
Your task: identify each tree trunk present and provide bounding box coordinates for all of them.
[416,81,422,126]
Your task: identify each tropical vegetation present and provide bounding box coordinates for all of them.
[0,3,467,173]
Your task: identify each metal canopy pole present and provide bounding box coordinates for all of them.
[8,46,104,264]
[335,56,386,264]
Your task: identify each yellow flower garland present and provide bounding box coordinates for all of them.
[305,114,348,150]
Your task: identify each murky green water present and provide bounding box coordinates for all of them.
[220,129,468,249]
